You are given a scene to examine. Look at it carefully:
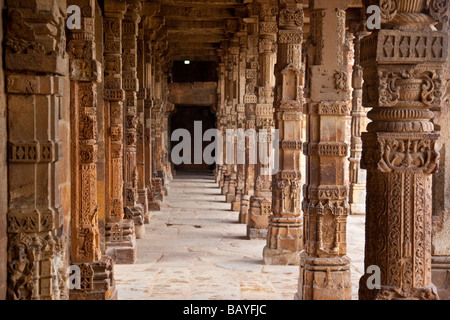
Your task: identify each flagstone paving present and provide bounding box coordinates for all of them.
[115,171,365,300]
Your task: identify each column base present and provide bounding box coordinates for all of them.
[247,195,270,239]
[238,196,250,224]
[263,246,301,265]
[226,192,235,203]
[152,177,164,202]
[138,189,149,224]
[221,186,228,195]
[247,226,267,239]
[148,200,161,211]
[432,256,450,300]
[124,205,145,239]
[105,220,137,264]
[69,256,118,300]
[221,176,230,195]
[298,253,352,300]
[358,281,438,300]
[231,200,241,212]
[265,216,303,265]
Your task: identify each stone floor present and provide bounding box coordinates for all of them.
[115,171,365,300]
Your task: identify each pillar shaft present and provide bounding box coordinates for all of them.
[103,0,137,264]
[225,38,240,203]
[67,4,118,300]
[143,29,160,212]
[216,60,226,186]
[359,0,446,300]
[349,28,369,215]
[297,0,352,300]
[248,0,278,239]
[136,28,149,223]
[68,0,102,266]
[151,53,166,200]
[5,0,69,300]
[263,0,304,265]
[232,28,248,212]
[239,8,259,224]
[222,45,233,197]
[122,2,145,239]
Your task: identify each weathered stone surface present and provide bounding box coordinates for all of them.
[123,2,145,239]
[5,0,70,300]
[264,0,304,266]
[248,0,277,240]
[103,0,138,265]
[168,82,218,106]
[358,0,447,300]
[298,0,352,300]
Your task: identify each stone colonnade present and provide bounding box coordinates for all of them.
[2,0,172,300]
[1,0,449,301]
[215,0,450,300]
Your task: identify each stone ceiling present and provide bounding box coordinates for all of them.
[142,0,364,64]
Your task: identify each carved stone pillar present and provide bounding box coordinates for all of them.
[136,28,149,223]
[103,0,137,265]
[358,0,446,300]
[151,49,166,200]
[153,99,165,199]
[67,0,117,300]
[349,28,369,215]
[162,104,174,188]
[143,29,160,212]
[430,1,450,300]
[226,38,240,204]
[5,0,69,300]
[297,0,352,300]
[222,46,233,197]
[247,0,278,239]
[239,8,259,224]
[122,1,145,239]
[151,100,163,202]
[263,0,304,265]
[215,59,225,185]
[232,28,248,212]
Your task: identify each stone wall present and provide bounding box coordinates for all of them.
[168,82,218,107]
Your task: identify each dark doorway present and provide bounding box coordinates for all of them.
[170,106,216,172]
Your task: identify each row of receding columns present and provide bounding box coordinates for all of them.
[68,0,174,299]
[3,0,174,300]
[215,0,450,300]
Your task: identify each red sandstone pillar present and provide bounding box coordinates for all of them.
[297,0,352,300]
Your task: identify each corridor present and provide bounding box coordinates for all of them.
[115,172,365,300]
